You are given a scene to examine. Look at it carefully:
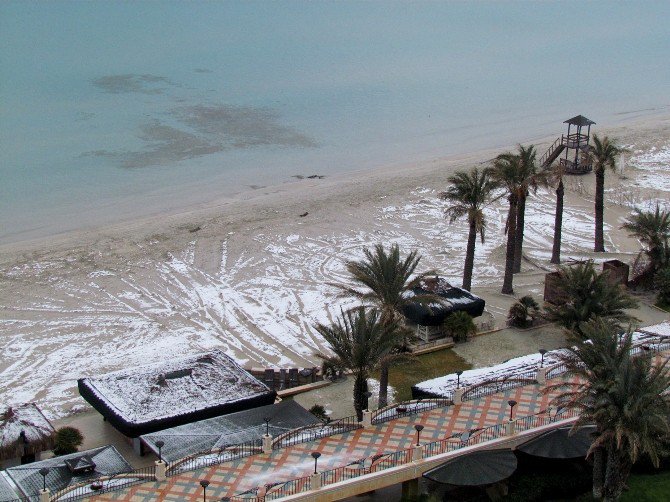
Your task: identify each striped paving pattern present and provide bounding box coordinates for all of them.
[94,378,562,501]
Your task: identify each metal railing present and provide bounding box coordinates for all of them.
[166,439,263,476]
[371,398,451,425]
[229,487,262,501]
[545,362,569,380]
[460,372,537,402]
[271,414,361,450]
[264,476,311,500]
[49,465,156,501]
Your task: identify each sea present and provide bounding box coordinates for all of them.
[1,0,669,244]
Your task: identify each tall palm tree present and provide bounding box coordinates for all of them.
[621,204,670,272]
[512,144,545,273]
[440,167,498,291]
[314,307,400,420]
[548,161,567,264]
[548,318,670,500]
[544,260,638,338]
[340,244,439,408]
[488,151,523,294]
[584,135,624,252]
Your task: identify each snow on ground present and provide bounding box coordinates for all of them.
[0,145,667,418]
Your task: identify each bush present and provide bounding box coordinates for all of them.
[507,295,540,328]
[655,267,670,307]
[53,426,84,456]
[442,311,476,343]
[309,404,329,422]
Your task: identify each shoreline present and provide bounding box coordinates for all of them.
[1,112,669,419]
[2,109,669,254]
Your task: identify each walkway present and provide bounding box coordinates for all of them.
[94,377,565,501]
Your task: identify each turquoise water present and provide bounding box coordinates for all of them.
[1,1,669,243]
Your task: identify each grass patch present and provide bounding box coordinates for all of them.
[654,300,670,312]
[373,349,471,402]
[620,470,670,502]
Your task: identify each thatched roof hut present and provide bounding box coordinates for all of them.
[0,404,55,461]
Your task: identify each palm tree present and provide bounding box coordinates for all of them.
[548,318,670,500]
[440,167,498,291]
[314,307,400,420]
[340,244,439,408]
[548,160,567,264]
[621,204,670,272]
[544,260,638,338]
[512,144,546,273]
[488,151,523,294]
[584,135,625,252]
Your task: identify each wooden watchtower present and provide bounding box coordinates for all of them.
[540,115,596,174]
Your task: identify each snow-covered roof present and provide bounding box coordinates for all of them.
[639,321,670,339]
[6,445,132,498]
[78,350,275,437]
[413,325,670,399]
[0,403,55,461]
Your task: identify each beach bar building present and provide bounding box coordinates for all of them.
[402,277,486,343]
[78,350,276,454]
[0,403,55,469]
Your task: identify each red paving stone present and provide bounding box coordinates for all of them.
[92,375,581,501]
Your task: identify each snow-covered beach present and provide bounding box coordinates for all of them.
[1,114,670,419]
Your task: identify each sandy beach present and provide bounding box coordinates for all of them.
[1,112,669,419]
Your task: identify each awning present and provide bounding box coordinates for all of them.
[517,425,595,459]
[423,449,517,486]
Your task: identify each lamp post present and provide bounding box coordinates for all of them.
[200,479,210,502]
[364,391,372,411]
[263,417,271,436]
[414,424,424,446]
[507,400,517,421]
[539,349,547,367]
[155,440,164,463]
[456,370,463,389]
[39,467,49,492]
[311,451,321,474]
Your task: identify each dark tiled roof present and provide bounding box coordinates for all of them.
[6,445,132,498]
[141,400,320,463]
[564,115,595,126]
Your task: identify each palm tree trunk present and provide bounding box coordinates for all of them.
[603,446,632,502]
[513,193,526,273]
[592,446,605,499]
[353,372,368,421]
[462,219,477,291]
[551,179,564,264]
[378,361,389,409]
[595,168,606,252]
[501,196,518,295]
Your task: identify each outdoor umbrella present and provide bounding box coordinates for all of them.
[517,425,595,459]
[423,449,517,486]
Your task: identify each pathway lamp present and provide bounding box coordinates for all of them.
[311,451,321,474]
[39,467,49,492]
[507,400,517,421]
[200,479,210,502]
[263,416,271,436]
[539,349,547,367]
[364,391,372,411]
[155,440,164,463]
[414,424,424,446]
[456,371,463,389]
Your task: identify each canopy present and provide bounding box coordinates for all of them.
[564,115,595,126]
[403,277,485,326]
[517,425,595,459]
[423,449,517,486]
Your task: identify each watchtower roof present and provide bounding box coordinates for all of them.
[564,115,595,126]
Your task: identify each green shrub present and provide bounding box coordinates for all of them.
[507,295,540,328]
[53,426,84,456]
[655,267,670,307]
[442,311,476,343]
[309,404,329,422]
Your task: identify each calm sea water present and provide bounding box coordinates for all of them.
[1,1,669,243]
